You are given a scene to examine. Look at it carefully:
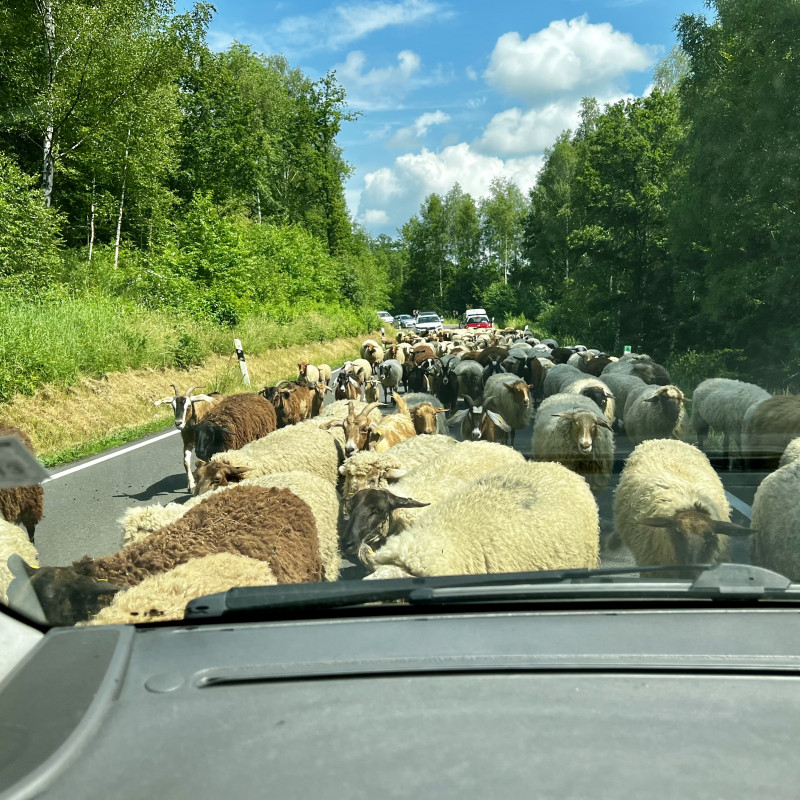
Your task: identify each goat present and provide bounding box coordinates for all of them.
[154,384,220,492]
[334,369,362,401]
[272,381,313,427]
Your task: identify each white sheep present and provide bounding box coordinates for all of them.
[750,459,800,579]
[532,393,614,495]
[0,517,38,605]
[365,461,599,578]
[482,373,531,446]
[614,439,748,576]
[623,384,687,445]
[87,553,278,625]
[779,437,800,467]
[543,363,584,397]
[692,377,771,462]
[121,469,342,581]
[317,364,332,386]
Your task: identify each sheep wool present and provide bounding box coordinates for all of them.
[779,437,800,467]
[750,459,800,579]
[0,518,38,605]
[87,553,278,625]
[369,461,599,577]
[122,470,341,581]
[614,439,732,571]
[623,384,686,445]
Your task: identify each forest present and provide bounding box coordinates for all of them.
[385,0,800,390]
[1,0,798,403]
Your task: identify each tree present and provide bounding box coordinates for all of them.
[479,177,526,284]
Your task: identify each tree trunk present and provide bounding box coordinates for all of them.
[256,191,261,224]
[114,127,131,269]
[42,0,56,207]
[88,174,96,261]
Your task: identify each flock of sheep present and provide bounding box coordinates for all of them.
[2,326,800,626]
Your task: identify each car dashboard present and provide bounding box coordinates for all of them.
[1,602,799,799]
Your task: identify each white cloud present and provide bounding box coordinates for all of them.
[361,209,390,225]
[390,110,451,147]
[465,66,478,81]
[357,144,542,233]
[475,101,581,156]
[467,96,487,110]
[485,16,656,104]
[335,50,448,110]
[276,0,451,53]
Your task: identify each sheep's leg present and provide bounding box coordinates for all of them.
[184,448,195,492]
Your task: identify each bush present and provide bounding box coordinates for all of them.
[667,349,747,394]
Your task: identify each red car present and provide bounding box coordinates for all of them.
[465,315,492,329]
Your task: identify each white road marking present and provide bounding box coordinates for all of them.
[725,490,752,520]
[42,365,347,482]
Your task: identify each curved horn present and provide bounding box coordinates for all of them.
[274,380,293,389]
[358,401,383,418]
[170,384,181,397]
[185,386,203,397]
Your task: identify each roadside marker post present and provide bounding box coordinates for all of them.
[234,338,251,386]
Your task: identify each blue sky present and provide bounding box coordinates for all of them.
[198,0,707,236]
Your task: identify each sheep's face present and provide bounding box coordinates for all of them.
[410,403,446,435]
[192,461,251,495]
[557,411,611,454]
[505,380,530,409]
[581,386,608,413]
[639,504,752,565]
[645,385,685,416]
[15,560,121,626]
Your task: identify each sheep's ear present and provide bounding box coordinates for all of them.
[154,396,174,406]
[448,410,467,425]
[433,407,447,414]
[195,459,207,468]
[596,418,613,430]
[225,465,251,482]
[710,520,754,537]
[553,412,575,420]
[637,516,675,528]
[385,493,430,510]
[318,418,344,430]
[385,468,408,481]
[643,395,659,403]
[190,394,215,403]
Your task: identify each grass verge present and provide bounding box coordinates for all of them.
[3,334,373,465]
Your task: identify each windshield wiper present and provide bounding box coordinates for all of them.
[185,563,799,620]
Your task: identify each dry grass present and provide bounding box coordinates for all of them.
[1,335,368,459]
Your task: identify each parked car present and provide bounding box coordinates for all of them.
[376,311,394,325]
[414,312,443,334]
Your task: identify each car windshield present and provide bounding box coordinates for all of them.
[0,0,798,633]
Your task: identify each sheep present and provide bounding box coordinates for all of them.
[750,459,800,579]
[272,381,313,427]
[551,346,577,364]
[453,359,484,403]
[191,393,277,463]
[543,363,584,397]
[482,373,531,446]
[0,517,38,605]
[378,359,403,403]
[360,340,385,374]
[297,362,320,385]
[338,434,458,508]
[582,356,614,377]
[317,364,332,386]
[600,373,648,423]
[779,437,800,467]
[449,395,512,443]
[614,439,750,577]
[602,354,671,385]
[692,377,771,463]
[344,440,525,562]
[121,469,342,581]
[741,395,800,471]
[623,384,686,445]
[364,376,382,403]
[369,394,418,452]
[154,384,221,492]
[317,398,383,424]
[334,368,361,401]
[193,419,344,494]
[412,345,437,365]
[403,392,448,435]
[364,461,599,578]
[532,393,614,495]
[15,485,323,626]
[561,377,615,426]
[0,423,45,541]
[87,553,278,625]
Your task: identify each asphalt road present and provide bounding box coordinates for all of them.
[32,358,761,570]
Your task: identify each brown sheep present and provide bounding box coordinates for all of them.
[360,340,385,374]
[16,485,323,626]
[192,393,277,462]
[154,384,221,492]
[412,345,437,365]
[743,394,800,470]
[0,423,44,541]
[273,381,313,427]
[371,394,418,452]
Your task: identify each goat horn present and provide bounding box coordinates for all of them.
[274,380,293,389]
[185,386,203,397]
[358,401,383,418]
[170,384,180,397]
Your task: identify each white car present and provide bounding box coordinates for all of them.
[376,311,394,325]
[415,312,443,334]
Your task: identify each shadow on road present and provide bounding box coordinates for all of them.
[113,473,192,503]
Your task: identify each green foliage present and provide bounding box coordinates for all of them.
[481,281,518,321]
[0,154,63,291]
[667,349,748,394]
